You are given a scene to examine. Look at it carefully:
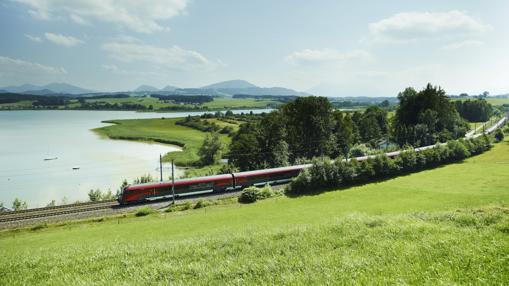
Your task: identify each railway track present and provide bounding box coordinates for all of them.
[0,190,243,225]
[0,200,119,223]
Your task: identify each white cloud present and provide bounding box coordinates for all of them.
[44,32,83,47]
[14,0,188,33]
[285,49,372,65]
[102,40,218,71]
[441,40,484,50]
[0,56,66,75]
[0,56,66,85]
[70,14,89,26]
[25,34,42,42]
[370,11,490,42]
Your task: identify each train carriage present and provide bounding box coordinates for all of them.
[233,164,310,188]
[119,174,234,204]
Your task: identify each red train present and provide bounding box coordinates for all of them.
[118,164,310,204]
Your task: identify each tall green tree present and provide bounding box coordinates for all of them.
[229,123,264,171]
[332,111,355,157]
[198,132,224,165]
[393,84,468,146]
[454,99,493,122]
[281,96,334,160]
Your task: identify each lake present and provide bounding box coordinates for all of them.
[0,109,270,208]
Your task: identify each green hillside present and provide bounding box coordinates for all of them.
[1,139,508,284]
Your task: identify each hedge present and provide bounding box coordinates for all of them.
[286,136,492,195]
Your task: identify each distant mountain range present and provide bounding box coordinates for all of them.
[201,80,257,89]
[133,80,310,96]
[0,83,94,95]
[1,80,309,97]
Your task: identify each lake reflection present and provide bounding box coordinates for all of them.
[0,109,270,207]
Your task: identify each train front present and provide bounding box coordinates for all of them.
[117,185,129,204]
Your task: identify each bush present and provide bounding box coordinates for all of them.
[349,144,371,157]
[88,189,102,202]
[238,185,281,204]
[371,155,399,178]
[398,149,417,172]
[287,137,492,196]
[194,199,213,209]
[135,207,155,217]
[494,129,504,142]
[181,201,193,210]
[447,140,470,161]
[12,198,28,211]
[31,223,48,231]
[238,187,259,203]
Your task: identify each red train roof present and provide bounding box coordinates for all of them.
[233,164,310,178]
[127,174,232,191]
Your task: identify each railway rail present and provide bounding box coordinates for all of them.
[0,200,118,223]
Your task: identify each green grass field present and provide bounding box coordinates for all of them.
[202,97,280,109]
[0,96,280,111]
[93,118,231,166]
[452,97,509,106]
[486,98,509,106]
[1,139,508,284]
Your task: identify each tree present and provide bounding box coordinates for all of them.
[393,84,468,146]
[229,123,263,171]
[134,174,153,184]
[281,96,334,160]
[46,200,56,207]
[102,190,116,200]
[198,132,224,165]
[88,189,102,202]
[332,111,355,157]
[454,99,493,122]
[354,106,388,146]
[12,198,28,211]
[271,140,290,167]
[117,179,129,197]
[258,111,289,167]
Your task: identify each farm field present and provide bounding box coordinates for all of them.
[1,139,508,284]
[202,97,280,109]
[486,97,509,106]
[93,117,232,166]
[0,96,281,111]
[451,97,509,106]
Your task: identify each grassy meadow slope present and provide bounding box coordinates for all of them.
[1,140,508,284]
[93,118,231,166]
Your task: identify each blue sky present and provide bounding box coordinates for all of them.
[0,0,508,96]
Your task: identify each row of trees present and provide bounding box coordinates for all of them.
[287,136,492,195]
[0,198,29,211]
[454,99,493,122]
[392,84,469,147]
[228,84,485,171]
[229,97,390,171]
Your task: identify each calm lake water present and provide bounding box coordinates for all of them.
[0,109,270,208]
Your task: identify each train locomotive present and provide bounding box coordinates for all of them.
[118,164,310,204]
